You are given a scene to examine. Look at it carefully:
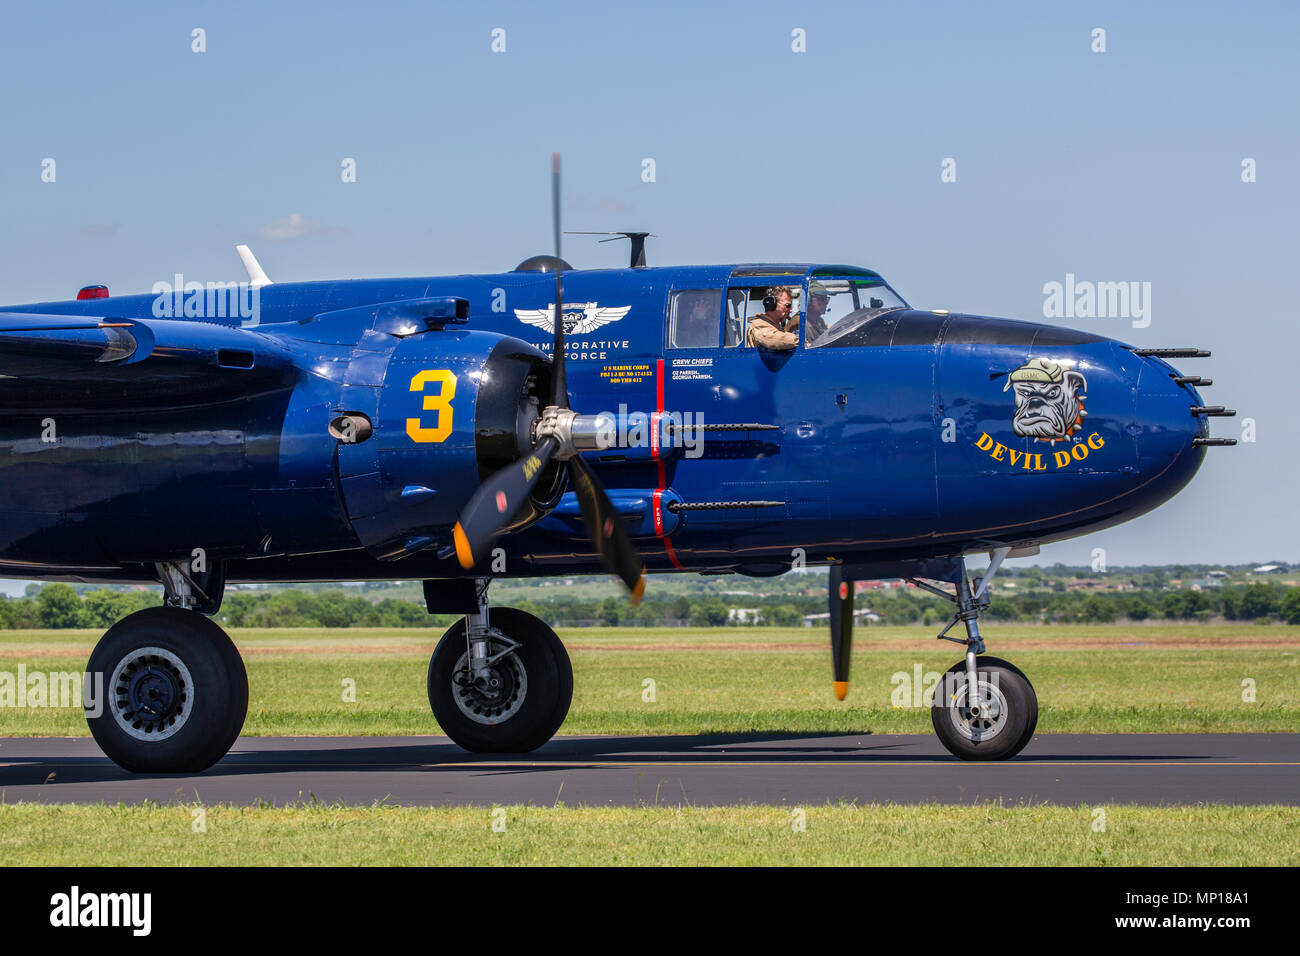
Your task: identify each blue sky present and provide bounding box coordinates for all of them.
[1,0,1297,570]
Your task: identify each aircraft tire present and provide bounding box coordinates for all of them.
[931,656,1038,761]
[85,606,249,774]
[428,607,573,753]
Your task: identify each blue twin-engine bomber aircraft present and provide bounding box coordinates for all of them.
[0,157,1235,772]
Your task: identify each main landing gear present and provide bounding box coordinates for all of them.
[830,548,1038,761]
[427,580,573,752]
[86,562,248,773]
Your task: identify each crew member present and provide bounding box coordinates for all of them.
[745,287,798,350]
[678,292,716,347]
[805,281,831,344]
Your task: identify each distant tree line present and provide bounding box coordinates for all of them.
[0,585,456,631]
[3,581,1299,629]
[981,582,1300,626]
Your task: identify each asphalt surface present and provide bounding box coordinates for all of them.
[1,733,1297,806]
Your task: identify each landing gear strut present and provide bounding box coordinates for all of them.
[427,580,573,752]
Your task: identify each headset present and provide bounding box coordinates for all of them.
[762,287,787,312]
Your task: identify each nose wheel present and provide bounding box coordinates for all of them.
[931,656,1037,760]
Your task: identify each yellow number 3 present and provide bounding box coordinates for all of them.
[407,369,457,443]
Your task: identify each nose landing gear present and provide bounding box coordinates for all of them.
[827,549,1037,760]
[909,548,1039,760]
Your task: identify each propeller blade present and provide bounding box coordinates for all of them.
[551,153,562,265]
[829,564,854,700]
[550,152,568,409]
[452,437,559,569]
[452,155,645,604]
[565,454,646,603]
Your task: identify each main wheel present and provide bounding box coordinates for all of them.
[428,607,573,753]
[86,606,249,773]
[931,655,1038,761]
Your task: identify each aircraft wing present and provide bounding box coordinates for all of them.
[0,312,296,385]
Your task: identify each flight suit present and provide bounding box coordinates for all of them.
[804,310,828,344]
[745,314,798,350]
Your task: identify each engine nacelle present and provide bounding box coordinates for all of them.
[335,329,562,560]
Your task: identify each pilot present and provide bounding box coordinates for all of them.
[805,281,831,344]
[745,287,798,350]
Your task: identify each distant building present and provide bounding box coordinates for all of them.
[728,608,761,624]
[1067,578,1112,591]
[802,609,882,627]
[1252,565,1287,574]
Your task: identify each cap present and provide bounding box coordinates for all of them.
[1004,358,1065,391]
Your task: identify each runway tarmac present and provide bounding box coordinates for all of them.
[1,733,1297,807]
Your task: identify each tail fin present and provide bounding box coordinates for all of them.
[235,245,274,289]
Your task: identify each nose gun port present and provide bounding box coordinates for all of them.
[1132,346,1238,450]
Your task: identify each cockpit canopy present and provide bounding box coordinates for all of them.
[666,266,910,351]
[804,276,908,348]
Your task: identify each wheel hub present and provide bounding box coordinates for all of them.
[128,666,179,721]
[452,644,527,725]
[949,679,1008,742]
[109,647,195,741]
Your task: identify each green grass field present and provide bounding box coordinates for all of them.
[1,623,1297,736]
[0,802,1294,866]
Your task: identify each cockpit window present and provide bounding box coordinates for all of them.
[669,289,721,348]
[724,285,801,348]
[805,279,907,348]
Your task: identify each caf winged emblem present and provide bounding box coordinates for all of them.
[514,302,631,335]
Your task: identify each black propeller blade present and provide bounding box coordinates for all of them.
[828,564,854,700]
[566,455,645,602]
[452,437,559,569]
[450,153,646,604]
[454,438,646,605]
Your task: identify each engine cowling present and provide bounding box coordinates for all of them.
[334,329,563,560]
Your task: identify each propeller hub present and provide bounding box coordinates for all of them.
[533,406,616,460]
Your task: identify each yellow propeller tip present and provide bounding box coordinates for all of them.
[833,681,850,701]
[630,575,646,606]
[452,523,474,569]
